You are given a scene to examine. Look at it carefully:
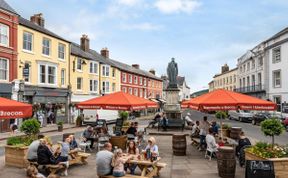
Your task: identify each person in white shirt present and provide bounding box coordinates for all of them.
[185,112,194,126]
[191,120,200,137]
[206,128,219,153]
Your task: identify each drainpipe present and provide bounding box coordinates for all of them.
[67,44,72,124]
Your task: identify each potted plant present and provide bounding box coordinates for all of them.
[215,111,228,138]
[245,118,287,178]
[57,121,64,132]
[5,118,40,168]
[221,123,231,137]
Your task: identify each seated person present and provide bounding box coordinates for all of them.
[96,143,114,177]
[125,141,139,174]
[147,112,161,128]
[27,134,45,162]
[217,137,229,147]
[236,131,251,157]
[56,137,71,176]
[185,113,194,126]
[126,122,137,136]
[111,149,133,177]
[206,128,219,153]
[143,137,159,158]
[160,113,168,131]
[68,134,78,150]
[26,165,45,178]
[136,131,146,152]
[37,139,56,165]
[82,126,95,149]
[191,120,200,138]
[211,121,219,136]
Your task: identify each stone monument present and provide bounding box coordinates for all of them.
[164,58,181,120]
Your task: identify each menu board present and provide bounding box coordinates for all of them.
[114,118,123,136]
[245,160,275,178]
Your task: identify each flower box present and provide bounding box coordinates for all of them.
[245,150,288,178]
[5,145,29,168]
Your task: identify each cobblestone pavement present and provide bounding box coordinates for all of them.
[0,135,245,178]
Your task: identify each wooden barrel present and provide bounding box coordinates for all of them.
[230,127,242,140]
[63,133,74,141]
[172,134,186,156]
[217,146,236,178]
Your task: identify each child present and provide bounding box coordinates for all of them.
[26,165,45,178]
[111,149,132,177]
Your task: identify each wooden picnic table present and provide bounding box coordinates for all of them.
[123,154,163,178]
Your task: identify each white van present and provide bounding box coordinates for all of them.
[228,110,253,122]
[82,109,118,125]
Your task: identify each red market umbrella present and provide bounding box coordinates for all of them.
[181,89,276,138]
[182,89,276,111]
[0,97,32,119]
[76,91,159,111]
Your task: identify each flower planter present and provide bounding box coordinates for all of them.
[5,145,29,168]
[245,150,288,178]
[58,125,63,132]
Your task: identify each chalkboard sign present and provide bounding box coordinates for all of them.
[95,119,106,128]
[245,160,275,178]
[114,118,123,136]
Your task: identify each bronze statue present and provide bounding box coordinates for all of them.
[167,58,178,88]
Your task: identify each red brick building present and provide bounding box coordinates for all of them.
[0,0,18,132]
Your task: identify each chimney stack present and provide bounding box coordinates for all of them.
[221,64,229,74]
[30,13,45,27]
[149,69,156,75]
[132,64,140,69]
[101,48,109,58]
[80,34,90,52]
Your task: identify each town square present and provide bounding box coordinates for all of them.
[0,0,288,178]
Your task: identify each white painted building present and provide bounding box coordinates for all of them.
[177,76,190,101]
[265,28,288,112]
[236,43,267,99]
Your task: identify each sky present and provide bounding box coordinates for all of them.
[7,0,288,92]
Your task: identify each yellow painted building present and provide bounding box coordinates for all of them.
[70,36,121,103]
[17,14,70,123]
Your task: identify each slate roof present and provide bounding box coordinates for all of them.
[71,42,104,63]
[0,0,18,15]
[19,17,70,43]
[177,76,190,89]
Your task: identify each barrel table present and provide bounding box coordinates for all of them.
[172,134,186,156]
[230,127,242,140]
[217,146,236,178]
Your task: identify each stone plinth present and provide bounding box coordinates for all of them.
[164,88,182,120]
[165,88,180,105]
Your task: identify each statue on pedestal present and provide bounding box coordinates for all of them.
[167,58,178,88]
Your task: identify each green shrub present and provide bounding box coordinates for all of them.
[7,136,34,147]
[222,123,231,130]
[119,111,129,120]
[57,121,63,126]
[246,142,288,158]
[20,118,40,136]
[215,111,227,119]
[261,118,285,147]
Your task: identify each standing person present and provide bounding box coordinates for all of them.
[185,112,194,126]
[27,134,45,162]
[111,149,132,177]
[125,141,139,174]
[96,143,114,177]
[9,119,17,135]
[126,122,137,136]
[236,131,251,157]
[211,121,219,136]
[82,126,95,149]
[136,131,146,152]
[161,113,168,131]
[199,116,210,151]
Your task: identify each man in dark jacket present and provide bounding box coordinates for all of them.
[37,139,56,165]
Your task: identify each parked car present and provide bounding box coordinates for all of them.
[251,112,271,125]
[282,118,288,131]
[228,110,253,122]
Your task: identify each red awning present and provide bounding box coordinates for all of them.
[181,89,276,111]
[0,97,32,119]
[76,91,159,110]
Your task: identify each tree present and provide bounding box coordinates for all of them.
[20,118,40,137]
[260,118,285,147]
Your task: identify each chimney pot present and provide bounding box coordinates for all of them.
[80,34,90,52]
[132,64,140,69]
[30,13,45,27]
[149,69,156,75]
[221,64,229,74]
[101,47,109,58]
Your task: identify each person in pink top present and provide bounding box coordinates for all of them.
[111,149,132,177]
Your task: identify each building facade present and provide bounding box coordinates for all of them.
[70,36,121,104]
[235,43,266,99]
[211,64,237,91]
[17,14,70,124]
[177,76,190,101]
[0,0,18,132]
[265,28,288,112]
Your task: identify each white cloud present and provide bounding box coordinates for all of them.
[154,0,201,14]
[117,0,141,6]
[121,22,163,31]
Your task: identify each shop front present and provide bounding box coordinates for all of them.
[0,83,12,132]
[23,86,70,126]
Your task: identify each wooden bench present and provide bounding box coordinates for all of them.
[158,119,185,131]
[45,164,65,176]
[155,162,167,176]
[191,137,200,146]
[100,174,148,178]
[69,152,91,165]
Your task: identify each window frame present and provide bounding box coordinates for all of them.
[58,43,65,60]
[23,31,33,51]
[38,63,57,86]
[273,70,281,88]
[89,79,98,93]
[0,58,9,81]
[76,58,83,71]
[89,61,98,74]
[122,73,126,83]
[61,69,65,86]
[77,77,83,91]
[102,81,110,94]
[42,38,51,56]
[0,23,9,47]
[134,76,138,84]
[102,65,110,77]
[128,74,132,84]
[272,46,281,63]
